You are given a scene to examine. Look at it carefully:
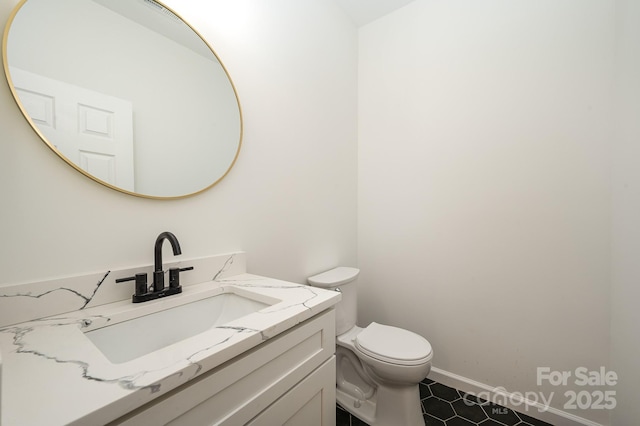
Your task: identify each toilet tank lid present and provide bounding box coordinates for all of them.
[307,267,360,288]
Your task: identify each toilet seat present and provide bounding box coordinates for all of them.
[355,322,432,366]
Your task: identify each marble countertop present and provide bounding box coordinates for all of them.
[0,273,340,426]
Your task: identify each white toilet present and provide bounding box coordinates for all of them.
[307,267,433,426]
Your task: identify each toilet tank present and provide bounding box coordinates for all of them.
[307,267,359,335]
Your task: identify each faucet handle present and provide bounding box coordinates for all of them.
[116,273,148,296]
[169,266,194,289]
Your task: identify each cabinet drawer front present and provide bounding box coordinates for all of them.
[247,357,336,426]
[113,309,336,426]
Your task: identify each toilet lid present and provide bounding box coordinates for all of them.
[355,322,432,366]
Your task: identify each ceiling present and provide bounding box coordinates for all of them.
[333,0,418,27]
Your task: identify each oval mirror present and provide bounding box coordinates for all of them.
[2,0,242,199]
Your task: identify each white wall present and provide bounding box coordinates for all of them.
[358,1,613,424]
[611,0,640,424]
[0,0,357,286]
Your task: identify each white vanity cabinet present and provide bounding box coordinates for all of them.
[109,309,337,426]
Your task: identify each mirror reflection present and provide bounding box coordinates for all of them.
[3,0,242,198]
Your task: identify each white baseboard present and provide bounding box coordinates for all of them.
[428,367,605,426]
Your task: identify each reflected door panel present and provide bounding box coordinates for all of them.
[11,67,135,191]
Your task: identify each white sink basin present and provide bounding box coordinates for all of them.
[85,291,272,364]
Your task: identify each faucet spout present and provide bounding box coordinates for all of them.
[153,231,181,291]
[154,231,181,271]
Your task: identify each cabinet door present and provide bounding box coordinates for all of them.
[247,357,336,426]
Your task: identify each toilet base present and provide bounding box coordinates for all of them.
[337,388,376,425]
[375,382,425,426]
[337,383,425,426]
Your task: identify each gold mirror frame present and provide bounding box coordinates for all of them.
[2,0,243,199]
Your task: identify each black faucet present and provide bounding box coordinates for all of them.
[116,231,193,303]
[153,231,181,292]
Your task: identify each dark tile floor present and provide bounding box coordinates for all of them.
[336,379,553,426]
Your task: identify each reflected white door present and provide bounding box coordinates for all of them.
[10,67,135,191]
